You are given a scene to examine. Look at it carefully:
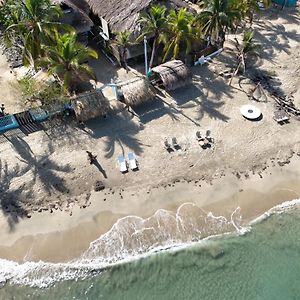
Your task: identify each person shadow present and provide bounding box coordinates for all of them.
[92,159,107,179]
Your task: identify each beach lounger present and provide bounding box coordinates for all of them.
[172,137,180,150]
[117,154,127,173]
[164,138,173,152]
[128,152,138,170]
[196,131,202,141]
[205,130,214,143]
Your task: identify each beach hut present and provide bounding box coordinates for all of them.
[71,90,110,122]
[118,76,156,107]
[51,0,93,35]
[150,60,191,91]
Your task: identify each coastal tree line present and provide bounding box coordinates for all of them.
[0,0,269,101]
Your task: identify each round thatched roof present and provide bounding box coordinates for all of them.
[151,60,191,91]
[71,90,110,121]
[119,76,156,107]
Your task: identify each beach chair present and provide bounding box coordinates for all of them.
[172,137,180,150]
[117,154,127,173]
[205,130,214,143]
[164,138,173,152]
[128,152,138,170]
[196,131,202,141]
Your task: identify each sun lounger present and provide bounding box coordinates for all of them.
[196,131,202,141]
[172,137,180,150]
[128,152,138,170]
[205,130,214,143]
[117,154,127,173]
[164,138,173,152]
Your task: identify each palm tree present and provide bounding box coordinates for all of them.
[5,0,66,67]
[113,31,132,72]
[229,29,260,85]
[138,5,167,68]
[236,0,271,25]
[197,0,241,46]
[161,8,196,62]
[38,31,98,93]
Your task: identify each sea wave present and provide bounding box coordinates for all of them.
[0,199,299,288]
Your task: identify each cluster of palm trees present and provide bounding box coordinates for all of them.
[117,0,269,69]
[0,0,98,93]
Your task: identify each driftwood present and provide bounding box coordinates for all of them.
[247,69,300,119]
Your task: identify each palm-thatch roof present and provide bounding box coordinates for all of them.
[71,90,110,121]
[119,76,156,107]
[85,0,196,34]
[51,0,93,33]
[151,60,191,91]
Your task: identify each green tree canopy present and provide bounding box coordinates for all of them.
[38,30,98,93]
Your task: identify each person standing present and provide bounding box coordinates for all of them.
[0,104,5,117]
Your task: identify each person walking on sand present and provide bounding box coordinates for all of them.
[0,104,5,117]
[86,151,97,165]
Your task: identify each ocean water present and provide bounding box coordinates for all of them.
[1,204,300,299]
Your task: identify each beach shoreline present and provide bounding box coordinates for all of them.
[1,152,300,264]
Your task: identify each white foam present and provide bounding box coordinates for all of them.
[1,198,300,288]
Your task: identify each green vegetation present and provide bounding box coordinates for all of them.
[138,5,167,67]
[113,30,132,72]
[0,0,98,101]
[3,0,64,67]
[136,0,269,66]
[38,30,98,93]
[17,76,67,107]
[161,8,196,62]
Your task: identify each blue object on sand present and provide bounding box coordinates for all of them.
[128,152,134,160]
[0,115,19,133]
[271,0,297,6]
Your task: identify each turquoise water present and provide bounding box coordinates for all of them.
[1,207,300,300]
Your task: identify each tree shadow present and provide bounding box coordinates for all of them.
[196,98,230,122]
[83,112,146,158]
[134,98,180,124]
[42,116,86,147]
[0,159,29,231]
[9,136,72,195]
[253,11,300,60]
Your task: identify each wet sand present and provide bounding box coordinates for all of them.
[1,155,300,263]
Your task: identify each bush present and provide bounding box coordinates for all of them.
[17,77,68,108]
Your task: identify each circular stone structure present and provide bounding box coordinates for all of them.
[240,105,262,120]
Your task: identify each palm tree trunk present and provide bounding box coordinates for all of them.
[149,37,157,68]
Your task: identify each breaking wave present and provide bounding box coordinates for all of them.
[0,199,300,288]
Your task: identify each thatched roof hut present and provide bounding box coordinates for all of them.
[85,0,196,35]
[119,76,156,107]
[51,0,93,33]
[71,90,110,121]
[150,60,191,91]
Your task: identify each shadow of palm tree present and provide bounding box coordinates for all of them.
[0,160,28,231]
[196,98,230,122]
[10,136,72,195]
[83,112,146,158]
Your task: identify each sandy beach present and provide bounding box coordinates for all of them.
[0,6,300,266]
[1,153,300,263]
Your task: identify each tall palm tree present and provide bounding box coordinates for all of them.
[197,0,241,46]
[234,0,271,25]
[113,31,132,72]
[5,0,66,67]
[38,31,98,93]
[138,5,167,68]
[161,8,196,62]
[229,29,260,85]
